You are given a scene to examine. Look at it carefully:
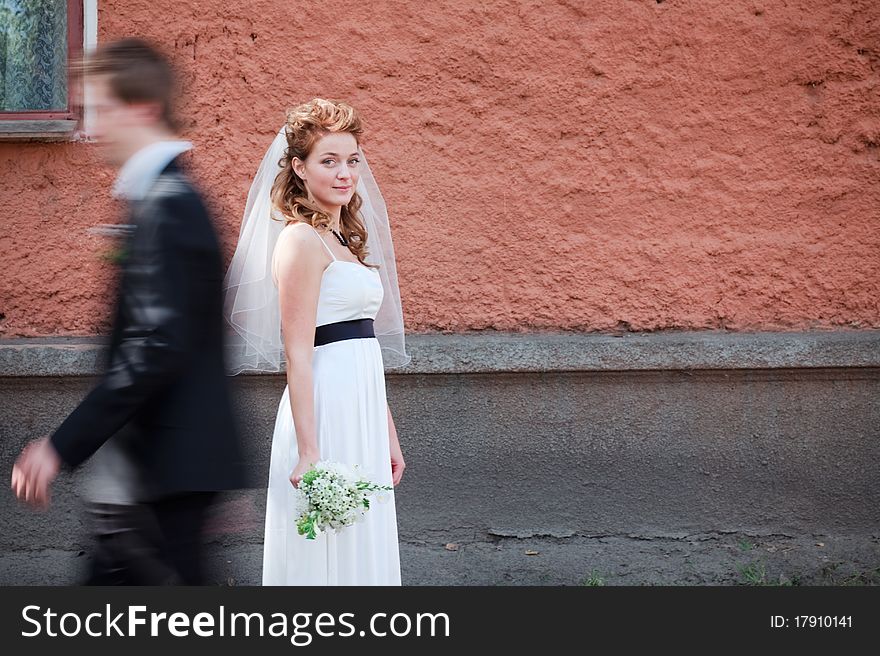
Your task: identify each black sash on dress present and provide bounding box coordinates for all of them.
[314,318,376,347]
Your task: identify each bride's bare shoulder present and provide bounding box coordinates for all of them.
[278,220,318,241]
[275,221,322,254]
[272,221,326,280]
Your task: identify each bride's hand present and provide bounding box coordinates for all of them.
[390,440,405,487]
[290,452,319,488]
[387,404,405,486]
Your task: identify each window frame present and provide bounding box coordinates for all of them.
[0,0,85,140]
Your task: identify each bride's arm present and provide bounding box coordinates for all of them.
[388,403,405,486]
[275,225,324,486]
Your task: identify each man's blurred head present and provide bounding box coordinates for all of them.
[81,38,178,166]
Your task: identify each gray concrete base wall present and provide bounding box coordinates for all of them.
[2,331,878,585]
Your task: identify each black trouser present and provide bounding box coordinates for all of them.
[82,492,217,585]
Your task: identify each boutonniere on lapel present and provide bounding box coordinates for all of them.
[88,224,136,265]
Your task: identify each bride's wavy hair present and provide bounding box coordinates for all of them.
[270,98,376,269]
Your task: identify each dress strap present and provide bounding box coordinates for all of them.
[309,224,337,261]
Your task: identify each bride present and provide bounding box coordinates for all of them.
[222,98,411,585]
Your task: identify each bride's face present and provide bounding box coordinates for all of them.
[294,132,361,212]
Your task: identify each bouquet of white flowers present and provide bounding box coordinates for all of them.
[292,461,393,540]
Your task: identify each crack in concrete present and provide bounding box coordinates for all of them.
[412,528,808,547]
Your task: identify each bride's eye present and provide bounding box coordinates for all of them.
[322,159,335,166]
[348,158,360,166]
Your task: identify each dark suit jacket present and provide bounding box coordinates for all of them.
[50,157,248,501]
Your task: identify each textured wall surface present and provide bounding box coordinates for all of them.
[1,0,879,336]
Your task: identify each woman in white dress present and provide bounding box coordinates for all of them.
[222,98,412,585]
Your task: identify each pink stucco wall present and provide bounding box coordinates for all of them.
[1,0,878,336]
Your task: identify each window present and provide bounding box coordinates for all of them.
[0,0,84,140]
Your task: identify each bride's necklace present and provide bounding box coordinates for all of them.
[329,227,348,247]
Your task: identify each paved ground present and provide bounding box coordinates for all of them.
[3,531,877,586]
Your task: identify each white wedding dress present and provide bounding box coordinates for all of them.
[262,226,402,585]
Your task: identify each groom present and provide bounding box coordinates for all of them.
[10,38,247,584]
